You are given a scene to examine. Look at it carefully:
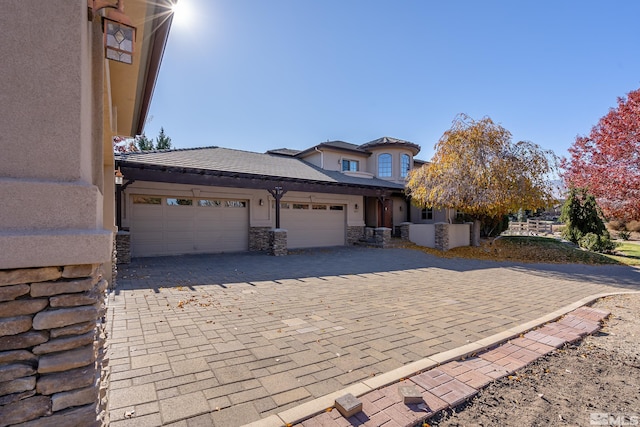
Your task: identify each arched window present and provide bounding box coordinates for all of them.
[378,153,392,177]
[401,154,410,177]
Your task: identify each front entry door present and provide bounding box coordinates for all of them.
[378,199,393,228]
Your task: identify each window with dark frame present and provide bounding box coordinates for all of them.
[341,159,359,172]
[421,208,433,220]
[401,154,410,178]
[378,153,392,177]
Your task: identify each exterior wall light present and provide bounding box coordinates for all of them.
[88,0,136,64]
[259,199,264,206]
[115,168,124,185]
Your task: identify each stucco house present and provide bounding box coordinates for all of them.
[0,1,174,425]
[115,137,455,258]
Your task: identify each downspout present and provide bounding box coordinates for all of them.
[314,146,324,169]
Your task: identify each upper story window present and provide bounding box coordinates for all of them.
[378,153,392,177]
[401,154,411,178]
[342,159,359,172]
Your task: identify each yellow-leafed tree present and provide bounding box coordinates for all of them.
[406,114,558,245]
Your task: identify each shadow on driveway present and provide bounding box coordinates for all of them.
[115,246,640,293]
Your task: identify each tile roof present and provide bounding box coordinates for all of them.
[358,136,421,154]
[116,146,404,190]
[265,148,301,157]
[318,140,365,152]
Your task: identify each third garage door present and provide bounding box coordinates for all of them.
[279,202,346,249]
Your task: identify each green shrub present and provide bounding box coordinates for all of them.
[560,188,607,244]
[618,230,631,241]
[579,232,618,253]
[627,220,640,232]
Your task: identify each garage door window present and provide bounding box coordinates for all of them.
[167,198,193,206]
[272,202,290,209]
[312,204,327,210]
[225,200,247,208]
[198,199,222,207]
[329,205,344,211]
[293,203,309,210]
[133,196,161,204]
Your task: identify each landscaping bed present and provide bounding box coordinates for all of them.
[428,293,640,427]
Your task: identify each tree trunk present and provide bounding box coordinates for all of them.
[472,219,481,247]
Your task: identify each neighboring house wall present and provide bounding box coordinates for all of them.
[409,205,450,224]
[0,3,112,426]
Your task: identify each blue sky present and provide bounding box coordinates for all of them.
[144,0,640,161]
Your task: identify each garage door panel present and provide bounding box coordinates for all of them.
[131,196,248,257]
[282,205,345,249]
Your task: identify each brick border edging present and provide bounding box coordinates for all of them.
[241,291,640,427]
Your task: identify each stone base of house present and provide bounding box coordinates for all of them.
[346,226,365,245]
[0,264,108,426]
[249,227,271,251]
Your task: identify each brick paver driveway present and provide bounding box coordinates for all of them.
[106,247,639,426]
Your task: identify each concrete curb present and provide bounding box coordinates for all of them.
[241,291,640,427]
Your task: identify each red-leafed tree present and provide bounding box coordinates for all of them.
[563,88,640,221]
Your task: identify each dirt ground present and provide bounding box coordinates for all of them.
[429,293,640,427]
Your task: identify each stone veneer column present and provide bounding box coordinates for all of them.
[374,227,391,248]
[399,222,411,241]
[249,227,271,251]
[268,229,287,256]
[0,264,108,426]
[346,226,365,245]
[434,223,450,251]
[115,232,131,265]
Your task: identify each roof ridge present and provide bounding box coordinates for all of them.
[116,145,220,156]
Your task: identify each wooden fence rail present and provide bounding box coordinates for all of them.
[506,220,554,235]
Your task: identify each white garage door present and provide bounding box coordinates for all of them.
[279,202,346,249]
[130,195,249,257]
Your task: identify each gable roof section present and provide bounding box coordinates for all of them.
[116,147,404,194]
[295,140,370,158]
[265,148,301,157]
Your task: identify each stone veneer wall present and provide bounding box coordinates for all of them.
[115,232,130,265]
[0,264,108,426]
[434,223,449,251]
[249,227,271,252]
[346,226,365,245]
[268,229,287,256]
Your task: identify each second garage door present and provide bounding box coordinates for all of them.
[130,195,249,257]
[279,202,346,249]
